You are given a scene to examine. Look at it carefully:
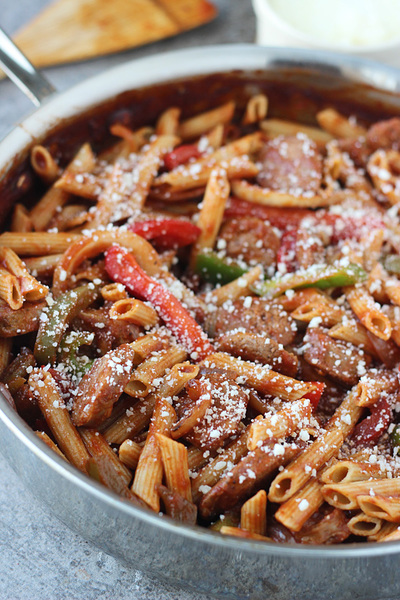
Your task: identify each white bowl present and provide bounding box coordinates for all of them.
[252,0,400,66]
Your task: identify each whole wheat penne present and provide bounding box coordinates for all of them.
[260,118,333,144]
[345,285,392,341]
[355,369,398,407]
[191,427,249,503]
[202,353,321,401]
[55,171,102,200]
[125,346,187,397]
[322,478,400,510]
[52,230,163,294]
[220,526,272,541]
[101,282,128,302]
[269,428,344,503]
[202,266,263,307]
[118,439,142,470]
[105,362,198,444]
[377,525,400,542]
[320,460,385,484]
[79,427,132,486]
[23,254,63,278]
[316,108,367,139]
[0,267,23,310]
[154,133,263,189]
[242,94,268,125]
[0,232,81,256]
[231,180,335,208]
[347,512,383,537]
[367,149,400,206]
[30,143,95,231]
[35,431,67,461]
[156,107,181,136]
[0,247,48,302]
[10,204,33,233]
[29,369,90,472]
[156,433,192,502]
[369,521,399,542]
[30,145,61,184]
[187,446,209,471]
[240,489,267,535]
[357,494,400,522]
[109,298,159,327]
[189,166,230,269]
[291,297,345,327]
[131,398,176,511]
[178,101,235,140]
[247,398,312,451]
[327,320,378,356]
[274,476,325,533]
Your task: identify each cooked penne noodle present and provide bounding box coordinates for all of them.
[178,101,235,140]
[316,108,367,138]
[377,525,400,542]
[368,520,399,542]
[10,204,33,233]
[202,353,321,401]
[320,460,385,484]
[274,476,325,533]
[247,399,312,451]
[240,489,267,535]
[30,144,61,184]
[347,512,383,537]
[260,118,333,144]
[125,346,187,397]
[23,254,64,278]
[189,166,230,269]
[100,282,128,302]
[35,431,68,461]
[203,266,262,307]
[55,171,102,200]
[220,526,271,541]
[0,267,23,310]
[242,94,268,125]
[0,232,81,256]
[79,427,132,486]
[29,369,90,472]
[109,298,159,327]
[0,247,48,302]
[131,398,176,511]
[269,428,344,503]
[345,285,392,341]
[357,495,400,523]
[322,478,400,510]
[30,143,95,231]
[355,369,398,408]
[118,439,142,470]
[231,179,335,208]
[156,433,192,502]
[327,320,378,356]
[105,362,198,444]
[156,107,181,136]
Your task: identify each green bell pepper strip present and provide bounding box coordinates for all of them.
[253,263,367,299]
[34,283,100,365]
[390,424,400,448]
[194,252,248,285]
[59,331,95,378]
[383,254,400,275]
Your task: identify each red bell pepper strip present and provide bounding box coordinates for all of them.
[303,382,325,410]
[104,244,214,361]
[351,397,392,445]
[128,219,201,249]
[163,144,203,171]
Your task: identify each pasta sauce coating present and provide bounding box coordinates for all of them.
[3,94,400,546]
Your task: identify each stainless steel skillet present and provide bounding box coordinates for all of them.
[1,30,400,600]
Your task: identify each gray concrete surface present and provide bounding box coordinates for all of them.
[0,1,255,598]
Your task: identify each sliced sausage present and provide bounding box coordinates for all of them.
[204,297,297,346]
[217,217,280,268]
[72,343,137,427]
[256,135,323,195]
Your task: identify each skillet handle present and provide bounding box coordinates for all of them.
[0,26,56,106]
